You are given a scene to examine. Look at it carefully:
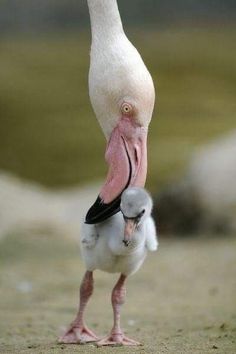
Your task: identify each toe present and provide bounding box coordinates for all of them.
[59,324,99,344]
[74,327,98,343]
[96,333,141,347]
[123,335,141,346]
[58,331,79,344]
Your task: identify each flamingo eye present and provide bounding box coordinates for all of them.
[121,102,133,115]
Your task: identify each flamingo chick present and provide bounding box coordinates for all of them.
[59,187,158,346]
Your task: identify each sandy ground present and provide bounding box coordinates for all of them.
[0,230,235,354]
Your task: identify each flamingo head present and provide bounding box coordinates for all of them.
[85,42,155,224]
[85,98,153,224]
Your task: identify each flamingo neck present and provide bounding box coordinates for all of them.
[87,0,124,42]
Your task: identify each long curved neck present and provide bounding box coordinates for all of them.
[87,0,124,42]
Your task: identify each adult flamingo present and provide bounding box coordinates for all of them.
[59,0,156,346]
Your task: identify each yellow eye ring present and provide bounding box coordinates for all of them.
[121,102,133,115]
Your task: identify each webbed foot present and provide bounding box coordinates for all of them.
[96,331,141,346]
[59,323,99,344]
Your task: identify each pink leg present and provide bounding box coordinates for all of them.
[97,274,141,346]
[59,271,99,344]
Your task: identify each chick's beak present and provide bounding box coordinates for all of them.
[123,219,137,246]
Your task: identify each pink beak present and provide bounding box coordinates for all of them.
[85,117,148,224]
[123,219,137,246]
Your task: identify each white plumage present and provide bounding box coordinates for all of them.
[80,187,158,276]
[88,0,155,138]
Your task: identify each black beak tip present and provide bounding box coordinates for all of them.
[122,239,130,247]
[85,195,121,224]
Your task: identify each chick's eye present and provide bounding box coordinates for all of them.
[141,209,145,215]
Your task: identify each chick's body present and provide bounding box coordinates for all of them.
[81,209,158,276]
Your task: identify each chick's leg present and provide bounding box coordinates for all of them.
[59,271,99,344]
[97,274,140,346]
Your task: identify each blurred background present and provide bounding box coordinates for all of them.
[0,0,236,234]
[0,1,236,353]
